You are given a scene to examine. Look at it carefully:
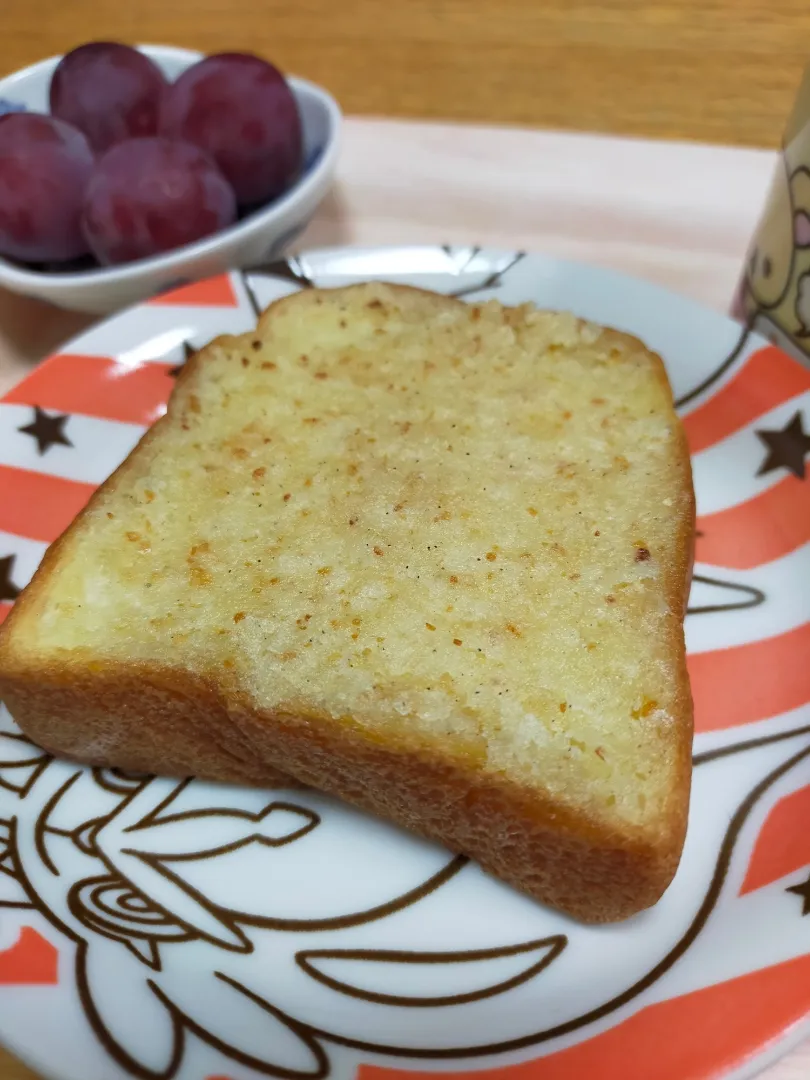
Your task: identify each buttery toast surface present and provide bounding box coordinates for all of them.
[0,282,695,922]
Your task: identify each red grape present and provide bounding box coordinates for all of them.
[50,42,168,153]
[81,137,237,266]
[0,113,94,263]
[160,53,302,206]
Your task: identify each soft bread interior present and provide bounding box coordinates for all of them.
[11,283,693,846]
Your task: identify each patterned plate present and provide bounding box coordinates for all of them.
[1,246,810,1080]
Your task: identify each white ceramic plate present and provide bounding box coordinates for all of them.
[1,246,810,1080]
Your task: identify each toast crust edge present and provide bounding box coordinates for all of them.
[0,283,695,923]
[0,657,689,923]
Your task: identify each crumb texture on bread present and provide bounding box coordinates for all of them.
[0,283,694,922]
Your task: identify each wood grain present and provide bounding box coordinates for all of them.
[0,1053,35,1080]
[1,0,810,146]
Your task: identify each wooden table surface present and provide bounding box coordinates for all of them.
[2,0,810,147]
[2,2,810,1079]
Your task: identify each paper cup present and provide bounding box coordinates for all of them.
[733,67,810,364]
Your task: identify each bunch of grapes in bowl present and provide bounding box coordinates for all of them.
[0,42,305,270]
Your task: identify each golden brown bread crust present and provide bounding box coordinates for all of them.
[0,284,695,923]
[0,657,689,923]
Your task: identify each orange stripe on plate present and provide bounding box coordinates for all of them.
[688,621,810,734]
[696,474,810,570]
[148,274,238,307]
[741,785,810,894]
[0,927,58,985]
[361,951,810,1080]
[0,603,11,625]
[683,345,810,455]
[0,465,95,544]
[3,354,173,426]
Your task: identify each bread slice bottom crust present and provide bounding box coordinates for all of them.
[0,654,691,923]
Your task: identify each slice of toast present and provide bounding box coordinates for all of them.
[0,283,694,922]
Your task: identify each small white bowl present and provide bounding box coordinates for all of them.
[0,44,341,314]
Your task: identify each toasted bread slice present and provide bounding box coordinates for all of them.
[0,283,694,922]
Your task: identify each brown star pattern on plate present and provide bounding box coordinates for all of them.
[17,405,73,455]
[786,872,810,915]
[168,341,197,379]
[248,256,314,288]
[0,555,21,603]
[756,410,810,479]
[687,573,765,616]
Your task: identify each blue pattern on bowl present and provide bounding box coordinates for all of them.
[0,99,26,117]
[304,144,324,173]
